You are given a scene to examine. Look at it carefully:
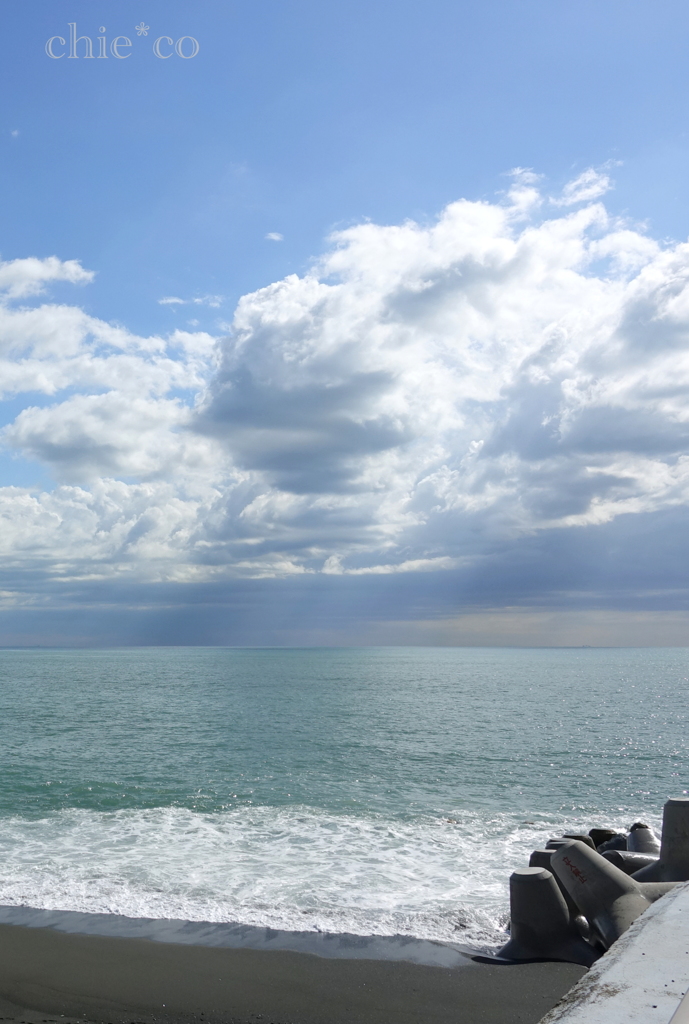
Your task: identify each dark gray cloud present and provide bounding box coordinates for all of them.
[196,366,407,493]
[2,504,689,645]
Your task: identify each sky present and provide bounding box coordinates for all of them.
[2,1,689,645]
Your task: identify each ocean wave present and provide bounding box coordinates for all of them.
[0,804,656,950]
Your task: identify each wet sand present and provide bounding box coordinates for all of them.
[0,921,585,1024]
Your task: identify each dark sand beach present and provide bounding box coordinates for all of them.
[0,921,585,1024]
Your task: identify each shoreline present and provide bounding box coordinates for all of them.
[0,904,477,967]
[0,906,586,1024]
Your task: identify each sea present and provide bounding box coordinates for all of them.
[0,645,685,952]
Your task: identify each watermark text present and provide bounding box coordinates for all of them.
[45,23,200,60]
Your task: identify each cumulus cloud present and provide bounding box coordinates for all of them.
[189,177,689,582]
[0,302,215,401]
[0,256,93,299]
[5,393,213,484]
[5,173,689,618]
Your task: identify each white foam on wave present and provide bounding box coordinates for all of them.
[0,805,655,950]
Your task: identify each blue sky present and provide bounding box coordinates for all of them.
[3,1,689,644]
[5,0,689,335]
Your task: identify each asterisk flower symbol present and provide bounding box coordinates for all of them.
[135,22,150,36]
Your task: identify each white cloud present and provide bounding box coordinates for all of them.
[551,168,613,206]
[0,256,93,299]
[266,233,284,242]
[4,393,214,484]
[0,303,215,400]
[0,480,213,576]
[192,170,689,575]
[6,169,689,598]
[158,295,224,309]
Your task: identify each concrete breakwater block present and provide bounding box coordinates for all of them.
[546,836,595,851]
[562,834,596,850]
[529,850,556,870]
[632,797,689,882]
[495,800,685,968]
[626,823,660,855]
[497,868,600,967]
[596,833,627,852]
[588,828,618,848]
[640,881,678,901]
[550,840,677,948]
[601,849,658,875]
[530,850,582,919]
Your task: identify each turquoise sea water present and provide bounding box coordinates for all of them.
[0,646,686,948]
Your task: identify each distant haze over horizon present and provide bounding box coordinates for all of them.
[2,2,689,646]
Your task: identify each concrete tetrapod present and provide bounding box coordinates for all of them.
[641,881,679,901]
[545,835,595,850]
[597,833,627,853]
[550,840,654,949]
[627,823,660,855]
[601,849,658,874]
[497,867,600,966]
[529,850,581,917]
[588,828,618,848]
[561,834,596,850]
[632,798,689,882]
